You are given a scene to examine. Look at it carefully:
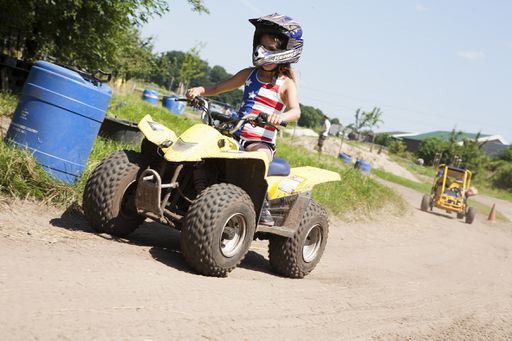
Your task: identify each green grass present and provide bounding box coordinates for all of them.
[0,141,76,204]
[474,185,512,203]
[108,93,195,136]
[0,92,18,117]
[372,167,432,193]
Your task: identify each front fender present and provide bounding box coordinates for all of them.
[267,166,341,200]
[138,115,178,149]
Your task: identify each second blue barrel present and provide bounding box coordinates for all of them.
[142,89,159,104]
[355,159,372,174]
[339,152,352,164]
[162,95,185,115]
[5,61,112,184]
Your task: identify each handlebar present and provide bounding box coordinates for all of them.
[174,96,287,133]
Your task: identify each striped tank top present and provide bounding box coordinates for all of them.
[238,68,287,145]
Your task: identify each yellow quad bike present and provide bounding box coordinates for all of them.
[420,164,476,224]
[83,97,340,278]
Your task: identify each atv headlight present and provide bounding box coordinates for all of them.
[172,138,197,152]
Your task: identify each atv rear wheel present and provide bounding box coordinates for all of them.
[465,207,476,224]
[82,150,147,237]
[268,201,328,278]
[421,194,431,212]
[181,183,256,277]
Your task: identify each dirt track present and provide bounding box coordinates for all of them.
[1,180,512,340]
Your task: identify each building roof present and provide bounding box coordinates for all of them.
[395,130,508,145]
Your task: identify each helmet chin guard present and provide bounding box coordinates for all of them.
[252,45,302,67]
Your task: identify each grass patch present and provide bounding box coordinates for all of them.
[0,137,134,207]
[0,141,76,205]
[0,92,18,117]
[372,167,432,193]
[475,185,512,203]
[108,93,195,136]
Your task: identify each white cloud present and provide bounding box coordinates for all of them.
[416,4,429,12]
[457,50,486,60]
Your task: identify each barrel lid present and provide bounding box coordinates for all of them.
[34,61,85,83]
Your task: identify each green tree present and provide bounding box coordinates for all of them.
[388,140,406,155]
[374,133,393,146]
[0,0,207,70]
[417,137,449,165]
[298,104,323,128]
[176,47,207,94]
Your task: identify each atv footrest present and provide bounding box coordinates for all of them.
[256,224,295,238]
[136,169,163,217]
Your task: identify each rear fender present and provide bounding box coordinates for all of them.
[267,166,341,200]
[138,115,177,150]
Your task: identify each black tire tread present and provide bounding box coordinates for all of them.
[466,207,476,224]
[268,200,328,279]
[82,150,146,237]
[181,183,255,277]
[421,194,430,212]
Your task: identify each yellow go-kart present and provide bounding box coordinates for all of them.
[83,97,340,278]
[421,164,476,224]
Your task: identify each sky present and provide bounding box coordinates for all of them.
[142,0,512,143]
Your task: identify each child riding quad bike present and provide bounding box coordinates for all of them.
[420,164,477,224]
[82,97,340,278]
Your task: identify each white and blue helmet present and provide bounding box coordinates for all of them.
[249,13,304,67]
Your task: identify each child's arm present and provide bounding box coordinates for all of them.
[267,78,301,125]
[187,68,252,99]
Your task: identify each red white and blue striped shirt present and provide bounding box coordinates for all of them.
[238,68,287,145]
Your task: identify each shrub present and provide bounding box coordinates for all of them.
[388,140,406,155]
[492,163,512,190]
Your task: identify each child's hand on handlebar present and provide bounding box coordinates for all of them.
[186,87,205,99]
[266,113,283,126]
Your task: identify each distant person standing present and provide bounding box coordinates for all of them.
[317,115,331,153]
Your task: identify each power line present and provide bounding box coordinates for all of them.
[299,84,508,133]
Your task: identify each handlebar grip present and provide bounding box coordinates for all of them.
[280,121,288,127]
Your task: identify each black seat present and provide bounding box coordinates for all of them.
[267,157,291,176]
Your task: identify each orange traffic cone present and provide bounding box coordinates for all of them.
[487,203,496,222]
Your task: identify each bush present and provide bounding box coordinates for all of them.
[492,163,512,190]
[388,140,406,155]
[374,133,392,146]
[417,137,448,165]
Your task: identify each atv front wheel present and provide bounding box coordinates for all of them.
[268,201,328,278]
[465,207,476,224]
[181,183,256,277]
[421,194,431,212]
[82,150,147,237]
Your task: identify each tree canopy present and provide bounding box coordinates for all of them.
[0,0,206,69]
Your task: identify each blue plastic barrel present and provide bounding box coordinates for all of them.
[162,95,185,115]
[339,152,352,164]
[5,61,112,184]
[142,89,159,104]
[355,159,372,174]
